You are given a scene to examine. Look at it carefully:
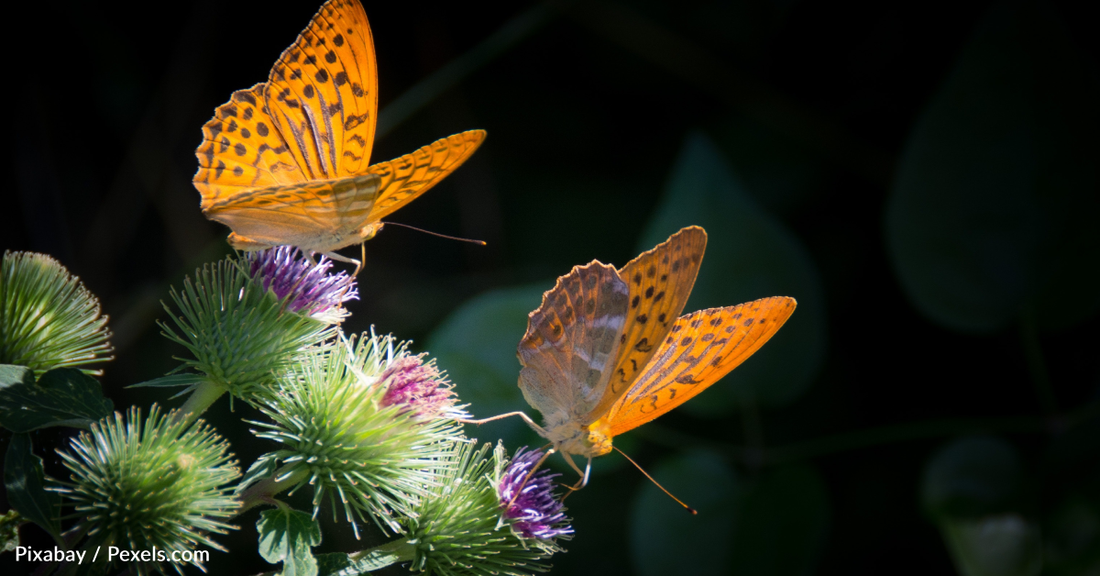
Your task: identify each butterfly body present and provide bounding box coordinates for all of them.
[515,226,797,466]
[194,0,485,264]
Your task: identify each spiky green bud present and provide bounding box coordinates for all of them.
[0,251,112,375]
[52,406,240,575]
[158,255,337,402]
[250,333,464,536]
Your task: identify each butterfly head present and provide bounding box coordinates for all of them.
[357,222,384,242]
[546,420,614,458]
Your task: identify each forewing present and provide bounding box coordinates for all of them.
[518,262,630,425]
[265,0,377,180]
[584,226,707,420]
[602,296,797,437]
[364,130,487,223]
[194,85,308,210]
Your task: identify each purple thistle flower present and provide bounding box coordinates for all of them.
[378,355,463,419]
[498,447,573,540]
[248,247,357,322]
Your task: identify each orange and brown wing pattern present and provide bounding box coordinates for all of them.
[194,85,307,210]
[265,0,377,180]
[601,296,797,437]
[583,226,707,420]
[518,262,630,424]
[201,174,380,248]
[364,130,487,223]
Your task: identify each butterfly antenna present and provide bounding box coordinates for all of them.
[613,446,697,515]
[383,221,487,245]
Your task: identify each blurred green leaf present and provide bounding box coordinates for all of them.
[922,436,1024,520]
[941,514,1042,576]
[1045,494,1100,575]
[727,463,830,575]
[638,132,825,410]
[426,285,547,449]
[886,1,1100,334]
[629,453,829,576]
[3,434,62,544]
[257,508,322,576]
[0,367,113,432]
[629,450,738,576]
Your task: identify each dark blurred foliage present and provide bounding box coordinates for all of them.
[3,0,1099,574]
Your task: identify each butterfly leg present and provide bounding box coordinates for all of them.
[560,456,592,500]
[459,411,549,437]
[506,447,556,509]
[320,250,362,275]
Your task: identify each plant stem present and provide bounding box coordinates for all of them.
[237,468,310,514]
[172,379,226,427]
[347,537,419,572]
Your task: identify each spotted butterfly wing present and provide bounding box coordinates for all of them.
[193,0,486,259]
[599,296,797,437]
[517,262,630,434]
[584,226,707,420]
[264,0,377,180]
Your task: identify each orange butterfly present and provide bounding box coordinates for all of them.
[193,0,485,272]
[477,226,795,484]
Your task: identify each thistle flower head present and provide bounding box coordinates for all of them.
[158,255,336,401]
[247,246,357,323]
[379,353,468,420]
[0,251,112,375]
[250,333,464,536]
[53,406,239,575]
[497,447,573,541]
[404,443,568,576]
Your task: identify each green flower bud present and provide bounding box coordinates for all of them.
[251,333,465,536]
[52,406,240,575]
[0,251,112,375]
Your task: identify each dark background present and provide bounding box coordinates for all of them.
[4,0,1099,574]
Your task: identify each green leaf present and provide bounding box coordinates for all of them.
[922,436,1024,520]
[941,514,1042,576]
[3,434,61,543]
[236,452,281,496]
[0,364,34,386]
[128,373,206,389]
[728,464,831,575]
[1,509,21,553]
[638,132,826,409]
[886,1,1100,333]
[316,538,419,575]
[316,553,355,576]
[257,507,322,576]
[427,285,547,448]
[629,450,738,576]
[1045,494,1100,574]
[0,368,113,432]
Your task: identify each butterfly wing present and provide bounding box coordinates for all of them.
[362,130,487,223]
[265,0,377,180]
[600,296,797,437]
[582,226,707,422]
[194,85,310,210]
[202,175,381,248]
[517,262,630,430]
